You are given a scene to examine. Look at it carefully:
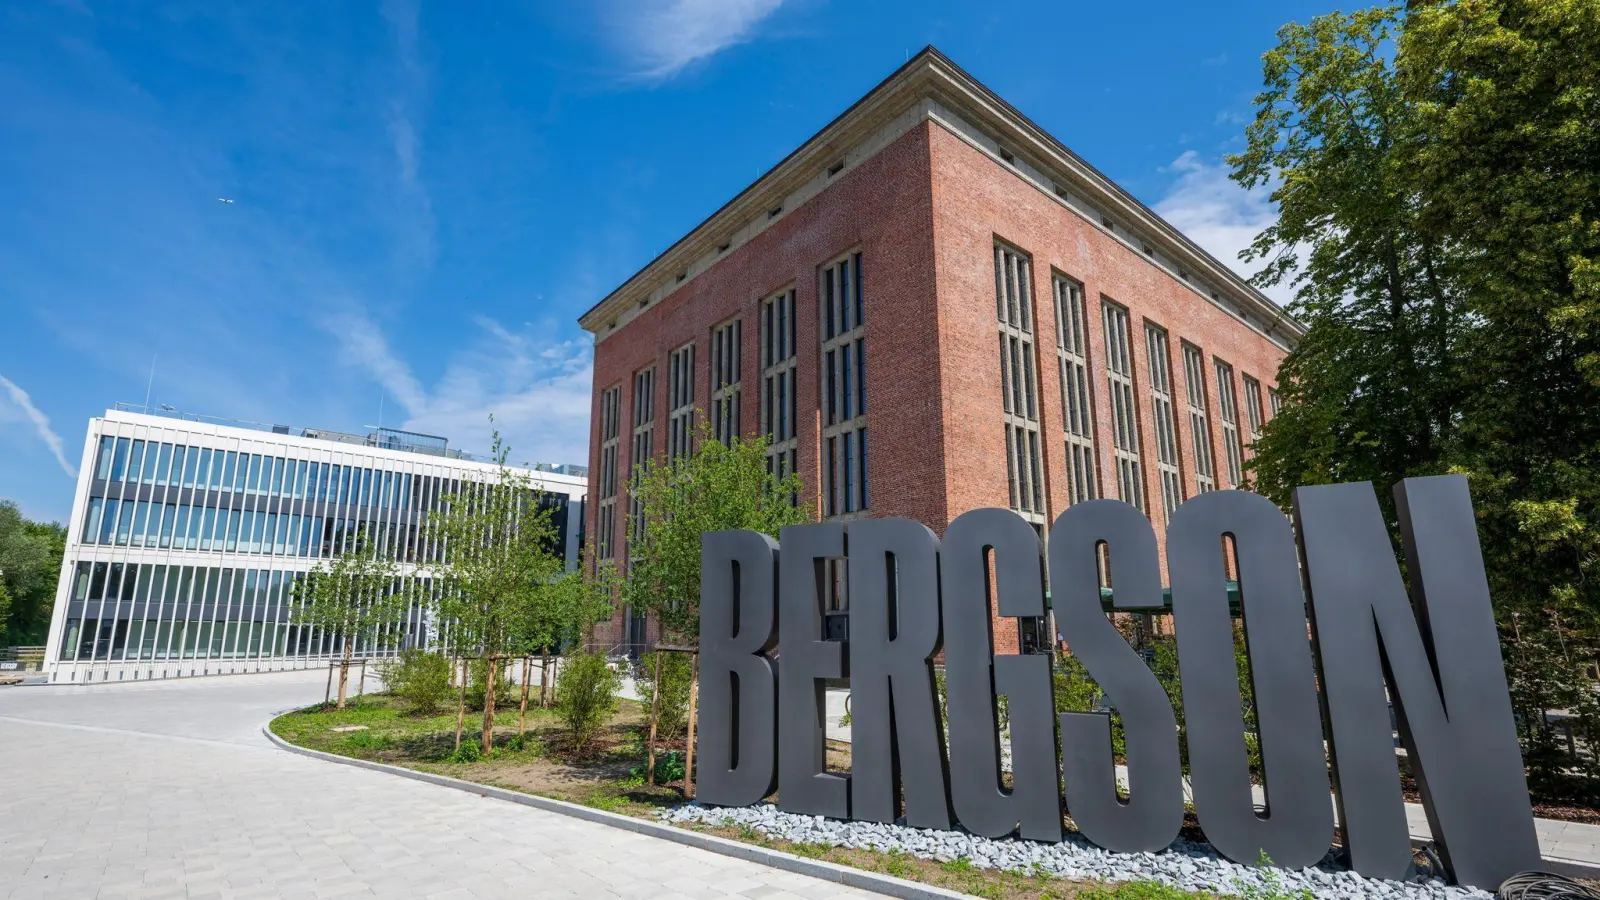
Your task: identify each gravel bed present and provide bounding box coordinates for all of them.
[657,802,1494,900]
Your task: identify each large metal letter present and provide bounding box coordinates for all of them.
[1295,477,1539,888]
[1169,490,1331,869]
[848,517,952,828]
[698,529,779,807]
[1050,501,1183,852]
[941,508,1061,841]
[777,523,850,818]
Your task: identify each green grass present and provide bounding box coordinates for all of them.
[1079,881,1199,900]
[272,693,1223,900]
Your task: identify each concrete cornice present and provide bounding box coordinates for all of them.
[578,47,1303,348]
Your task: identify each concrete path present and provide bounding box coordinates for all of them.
[0,672,881,900]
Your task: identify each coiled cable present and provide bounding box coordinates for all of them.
[1498,871,1600,900]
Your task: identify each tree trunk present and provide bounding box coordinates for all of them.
[540,652,552,708]
[454,656,468,751]
[518,656,531,738]
[645,652,664,786]
[481,653,498,756]
[337,636,353,710]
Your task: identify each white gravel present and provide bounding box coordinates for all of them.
[657,802,1495,900]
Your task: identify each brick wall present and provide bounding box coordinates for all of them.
[583,118,1288,654]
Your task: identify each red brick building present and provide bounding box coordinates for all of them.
[577,48,1300,654]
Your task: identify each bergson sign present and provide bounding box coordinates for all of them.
[697,476,1542,889]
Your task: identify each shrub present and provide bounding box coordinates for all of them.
[556,651,621,760]
[464,656,517,710]
[381,649,453,717]
[631,749,685,785]
[634,651,694,741]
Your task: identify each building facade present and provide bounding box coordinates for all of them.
[44,406,587,684]
[579,48,1301,654]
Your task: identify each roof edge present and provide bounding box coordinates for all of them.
[578,46,1302,344]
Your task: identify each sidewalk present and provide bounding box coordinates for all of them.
[822,688,1600,873]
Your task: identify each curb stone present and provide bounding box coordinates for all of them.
[262,725,1600,894]
[261,725,973,900]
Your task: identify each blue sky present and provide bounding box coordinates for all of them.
[0,0,1330,524]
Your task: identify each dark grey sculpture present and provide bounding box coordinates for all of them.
[776,523,850,818]
[1169,490,1332,869]
[940,508,1061,841]
[697,529,780,807]
[846,517,953,828]
[693,478,1539,886]
[1294,477,1541,889]
[1050,501,1183,852]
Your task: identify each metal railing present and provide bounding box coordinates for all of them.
[111,402,588,477]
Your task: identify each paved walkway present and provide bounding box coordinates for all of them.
[0,672,881,900]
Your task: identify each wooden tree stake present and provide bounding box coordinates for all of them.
[518,656,532,738]
[684,650,699,799]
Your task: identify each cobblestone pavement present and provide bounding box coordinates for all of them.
[0,672,882,900]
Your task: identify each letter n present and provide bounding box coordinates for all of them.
[697,529,779,807]
[1295,477,1540,888]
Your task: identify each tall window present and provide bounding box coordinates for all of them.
[1181,344,1217,493]
[996,243,1044,526]
[1103,300,1145,513]
[1055,276,1098,505]
[1269,388,1283,417]
[667,343,695,461]
[1144,324,1183,523]
[820,252,867,517]
[711,318,742,445]
[596,386,621,560]
[762,289,799,484]
[1214,359,1243,488]
[629,366,656,546]
[1241,374,1264,455]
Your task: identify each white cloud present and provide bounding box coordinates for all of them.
[322,312,593,469]
[0,374,77,478]
[1152,150,1293,307]
[605,0,787,81]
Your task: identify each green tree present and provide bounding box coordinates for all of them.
[0,500,66,646]
[508,560,614,734]
[622,420,807,756]
[622,420,807,643]
[0,580,11,647]
[290,529,404,709]
[1234,1,1600,778]
[429,426,596,754]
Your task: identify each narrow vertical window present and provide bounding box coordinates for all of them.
[997,242,1045,527]
[667,343,695,461]
[761,289,799,493]
[1102,300,1146,513]
[1055,276,1098,505]
[1269,388,1282,417]
[1241,374,1264,456]
[629,366,656,551]
[1181,343,1217,493]
[820,252,867,516]
[1144,323,1183,523]
[596,385,622,561]
[710,318,742,445]
[1215,358,1243,488]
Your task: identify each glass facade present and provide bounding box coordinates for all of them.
[48,412,587,681]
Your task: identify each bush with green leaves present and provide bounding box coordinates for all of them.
[380,649,454,717]
[556,651,621,761]
[631,749,686,785]
[634,651,694,741]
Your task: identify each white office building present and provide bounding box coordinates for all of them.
[44,405,587,684]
